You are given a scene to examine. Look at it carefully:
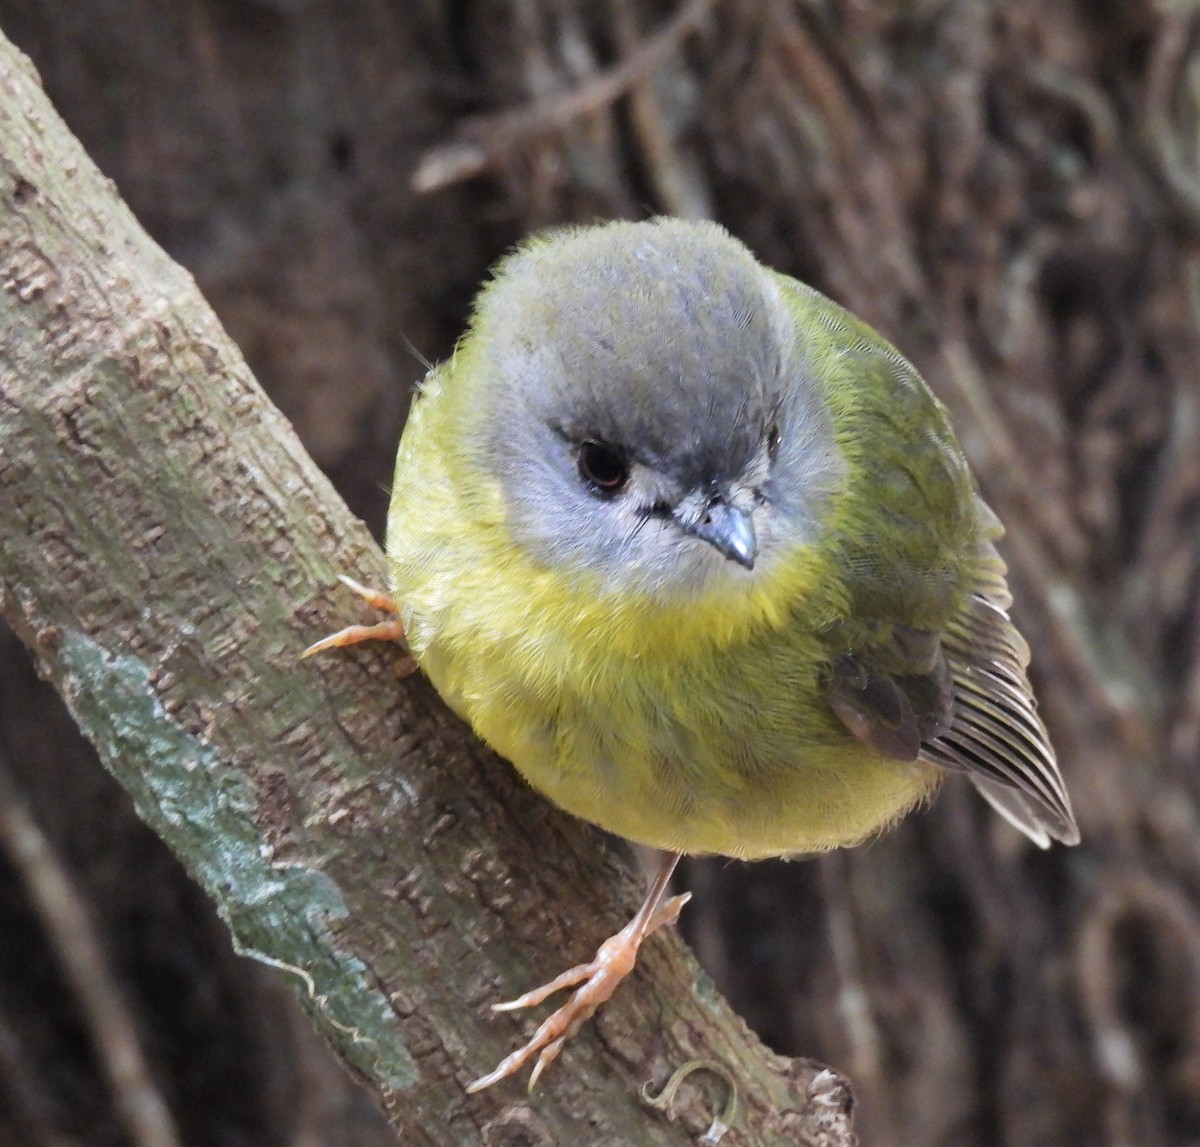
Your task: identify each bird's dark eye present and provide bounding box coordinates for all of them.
[766,421,781,461]
[578,440,629,494]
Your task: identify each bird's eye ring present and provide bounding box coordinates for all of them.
[578,440,630,494]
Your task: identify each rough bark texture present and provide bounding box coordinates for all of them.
[1,2,1198,1146]
[0,26,850,1147]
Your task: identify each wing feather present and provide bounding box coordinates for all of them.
[920,536,1078,846]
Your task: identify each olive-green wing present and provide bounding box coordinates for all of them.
[826,516,1079,848]
[919,537,1078,847]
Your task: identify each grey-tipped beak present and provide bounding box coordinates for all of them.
[676,497,757,569]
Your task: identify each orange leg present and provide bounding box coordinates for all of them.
[301,575,417,675]
[467,851,687,1093]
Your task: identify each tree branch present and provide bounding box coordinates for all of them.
[0,30,854,1146]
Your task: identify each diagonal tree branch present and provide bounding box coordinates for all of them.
[0,29,854,1147]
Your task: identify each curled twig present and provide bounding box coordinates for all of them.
[642,1058,740,1144]
[1075,874,1200,1141]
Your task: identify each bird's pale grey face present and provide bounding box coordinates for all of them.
[470,219,845,599]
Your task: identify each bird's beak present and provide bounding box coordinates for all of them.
[674,494,757,569]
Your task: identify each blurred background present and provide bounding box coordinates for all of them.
[1,2,1198,1144]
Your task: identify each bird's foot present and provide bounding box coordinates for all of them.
[466,891,690,1093]
[301,575,416,674]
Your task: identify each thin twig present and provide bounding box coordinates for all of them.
[819,853,883,1093]
[0,1004,83,1147]
[0,749,183,1147]
[1141,9,1200,238]
[611,0,714,219]
[412,0,721,192]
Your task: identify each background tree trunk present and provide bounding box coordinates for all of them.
[1,2,1198,1145]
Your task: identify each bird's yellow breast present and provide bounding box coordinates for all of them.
[384,374,938,859]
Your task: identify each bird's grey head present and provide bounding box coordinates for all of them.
[467,218,844,599]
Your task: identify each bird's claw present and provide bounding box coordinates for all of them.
[301,576,416,674]
[466,892,690,1094]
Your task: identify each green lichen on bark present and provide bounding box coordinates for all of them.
[58,630,420,1089]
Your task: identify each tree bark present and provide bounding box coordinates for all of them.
[0,29,854,1147]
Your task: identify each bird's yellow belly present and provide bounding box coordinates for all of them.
[417,626,939,860]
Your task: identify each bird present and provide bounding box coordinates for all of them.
[303,216,1078,1093]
